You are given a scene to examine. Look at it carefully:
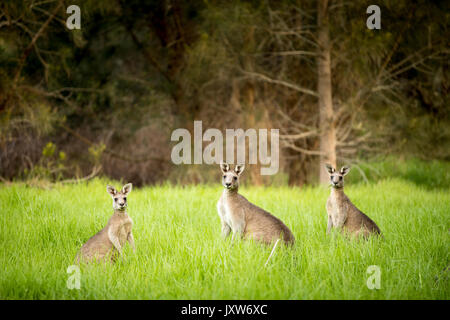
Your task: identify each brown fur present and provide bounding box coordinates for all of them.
[76,183,135,264]
[325,165,381,238]
[217,162,295,245]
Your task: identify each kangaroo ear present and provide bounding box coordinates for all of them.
[220,161,230,173]
[325,164,335,174]
[106,185,117,196]
[340,166,350,175]
[122,183,132,195]
[234,164,245,175]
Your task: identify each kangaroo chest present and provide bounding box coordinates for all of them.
[222,199,234,226]
[330,199,342,215]
[219,194,242,228]
[117,216,133,244]
[328,191,347,220]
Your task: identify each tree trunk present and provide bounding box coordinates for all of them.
[317,0,336,184]
[243,27,262,185]
[245,83,263,186]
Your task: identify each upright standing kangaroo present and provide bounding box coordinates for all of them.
[76,183,135,263]
[325,165,381,238]
[217,162,295,245]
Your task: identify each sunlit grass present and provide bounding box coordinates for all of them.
[0,175,448,299]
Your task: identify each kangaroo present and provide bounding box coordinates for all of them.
[325,164,381,238]
[76,183,135,264]
[217,162,295,245]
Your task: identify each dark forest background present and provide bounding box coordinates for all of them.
[0,0,448,186]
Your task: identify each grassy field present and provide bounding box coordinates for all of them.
[0,161,449,299]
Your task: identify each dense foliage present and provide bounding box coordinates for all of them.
[0,0,448,185]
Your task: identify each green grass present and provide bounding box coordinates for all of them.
[349,157,450,190]
[0,171,449,299]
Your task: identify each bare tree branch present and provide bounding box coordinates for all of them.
[242,70,319,97]
[13,0,63,85]
[282,140,324,156]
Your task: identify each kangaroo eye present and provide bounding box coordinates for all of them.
[114,198,118,201]
[233,176,237,181]
[223,175,226,179]
[339,176,343,180]
[123,197,127,201]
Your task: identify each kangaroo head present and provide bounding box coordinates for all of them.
[325,164,350,188]
[220,161,245,191]
[106,183,132,211]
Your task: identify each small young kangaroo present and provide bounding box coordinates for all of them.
[325,164,381,238]
[217,162,295,245]
[76,183,135,264]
